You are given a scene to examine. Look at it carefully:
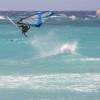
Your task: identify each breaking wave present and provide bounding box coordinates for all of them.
[0,73,100,92]
[0,16,6,20]
[81,57,100,61]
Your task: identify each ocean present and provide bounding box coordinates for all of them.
[0,11,100,100]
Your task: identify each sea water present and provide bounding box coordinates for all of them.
[0,11,100,100]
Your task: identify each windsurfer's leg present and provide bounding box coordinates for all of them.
[22,32,28,37]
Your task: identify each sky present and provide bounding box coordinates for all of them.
[0,0,100,11]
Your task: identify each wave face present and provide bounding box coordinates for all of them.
[0,11,100,100]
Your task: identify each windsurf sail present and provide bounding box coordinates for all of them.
[96,8,100,17]
[17,11,54,27]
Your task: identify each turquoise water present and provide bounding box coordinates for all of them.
[0,12,100,100]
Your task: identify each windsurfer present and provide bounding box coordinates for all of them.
[19,24,30,37]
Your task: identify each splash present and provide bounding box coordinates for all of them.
[30,34,61,58]
[59,42,78,55]
[31,41,78,58]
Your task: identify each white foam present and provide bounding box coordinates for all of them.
[0,73,100,92]
[81,57,100,61]
[0,16,6,20]
[87,15,96,18]
[69,15,77,20]
[50,15,60,18]
[84,17,90,20]
[51,14,67,18]
[59,42,78,55]
[58,14,67,17]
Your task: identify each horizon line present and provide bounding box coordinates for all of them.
[0,10,96,12]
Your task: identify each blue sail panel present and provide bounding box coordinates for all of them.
[18,11,53,27]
